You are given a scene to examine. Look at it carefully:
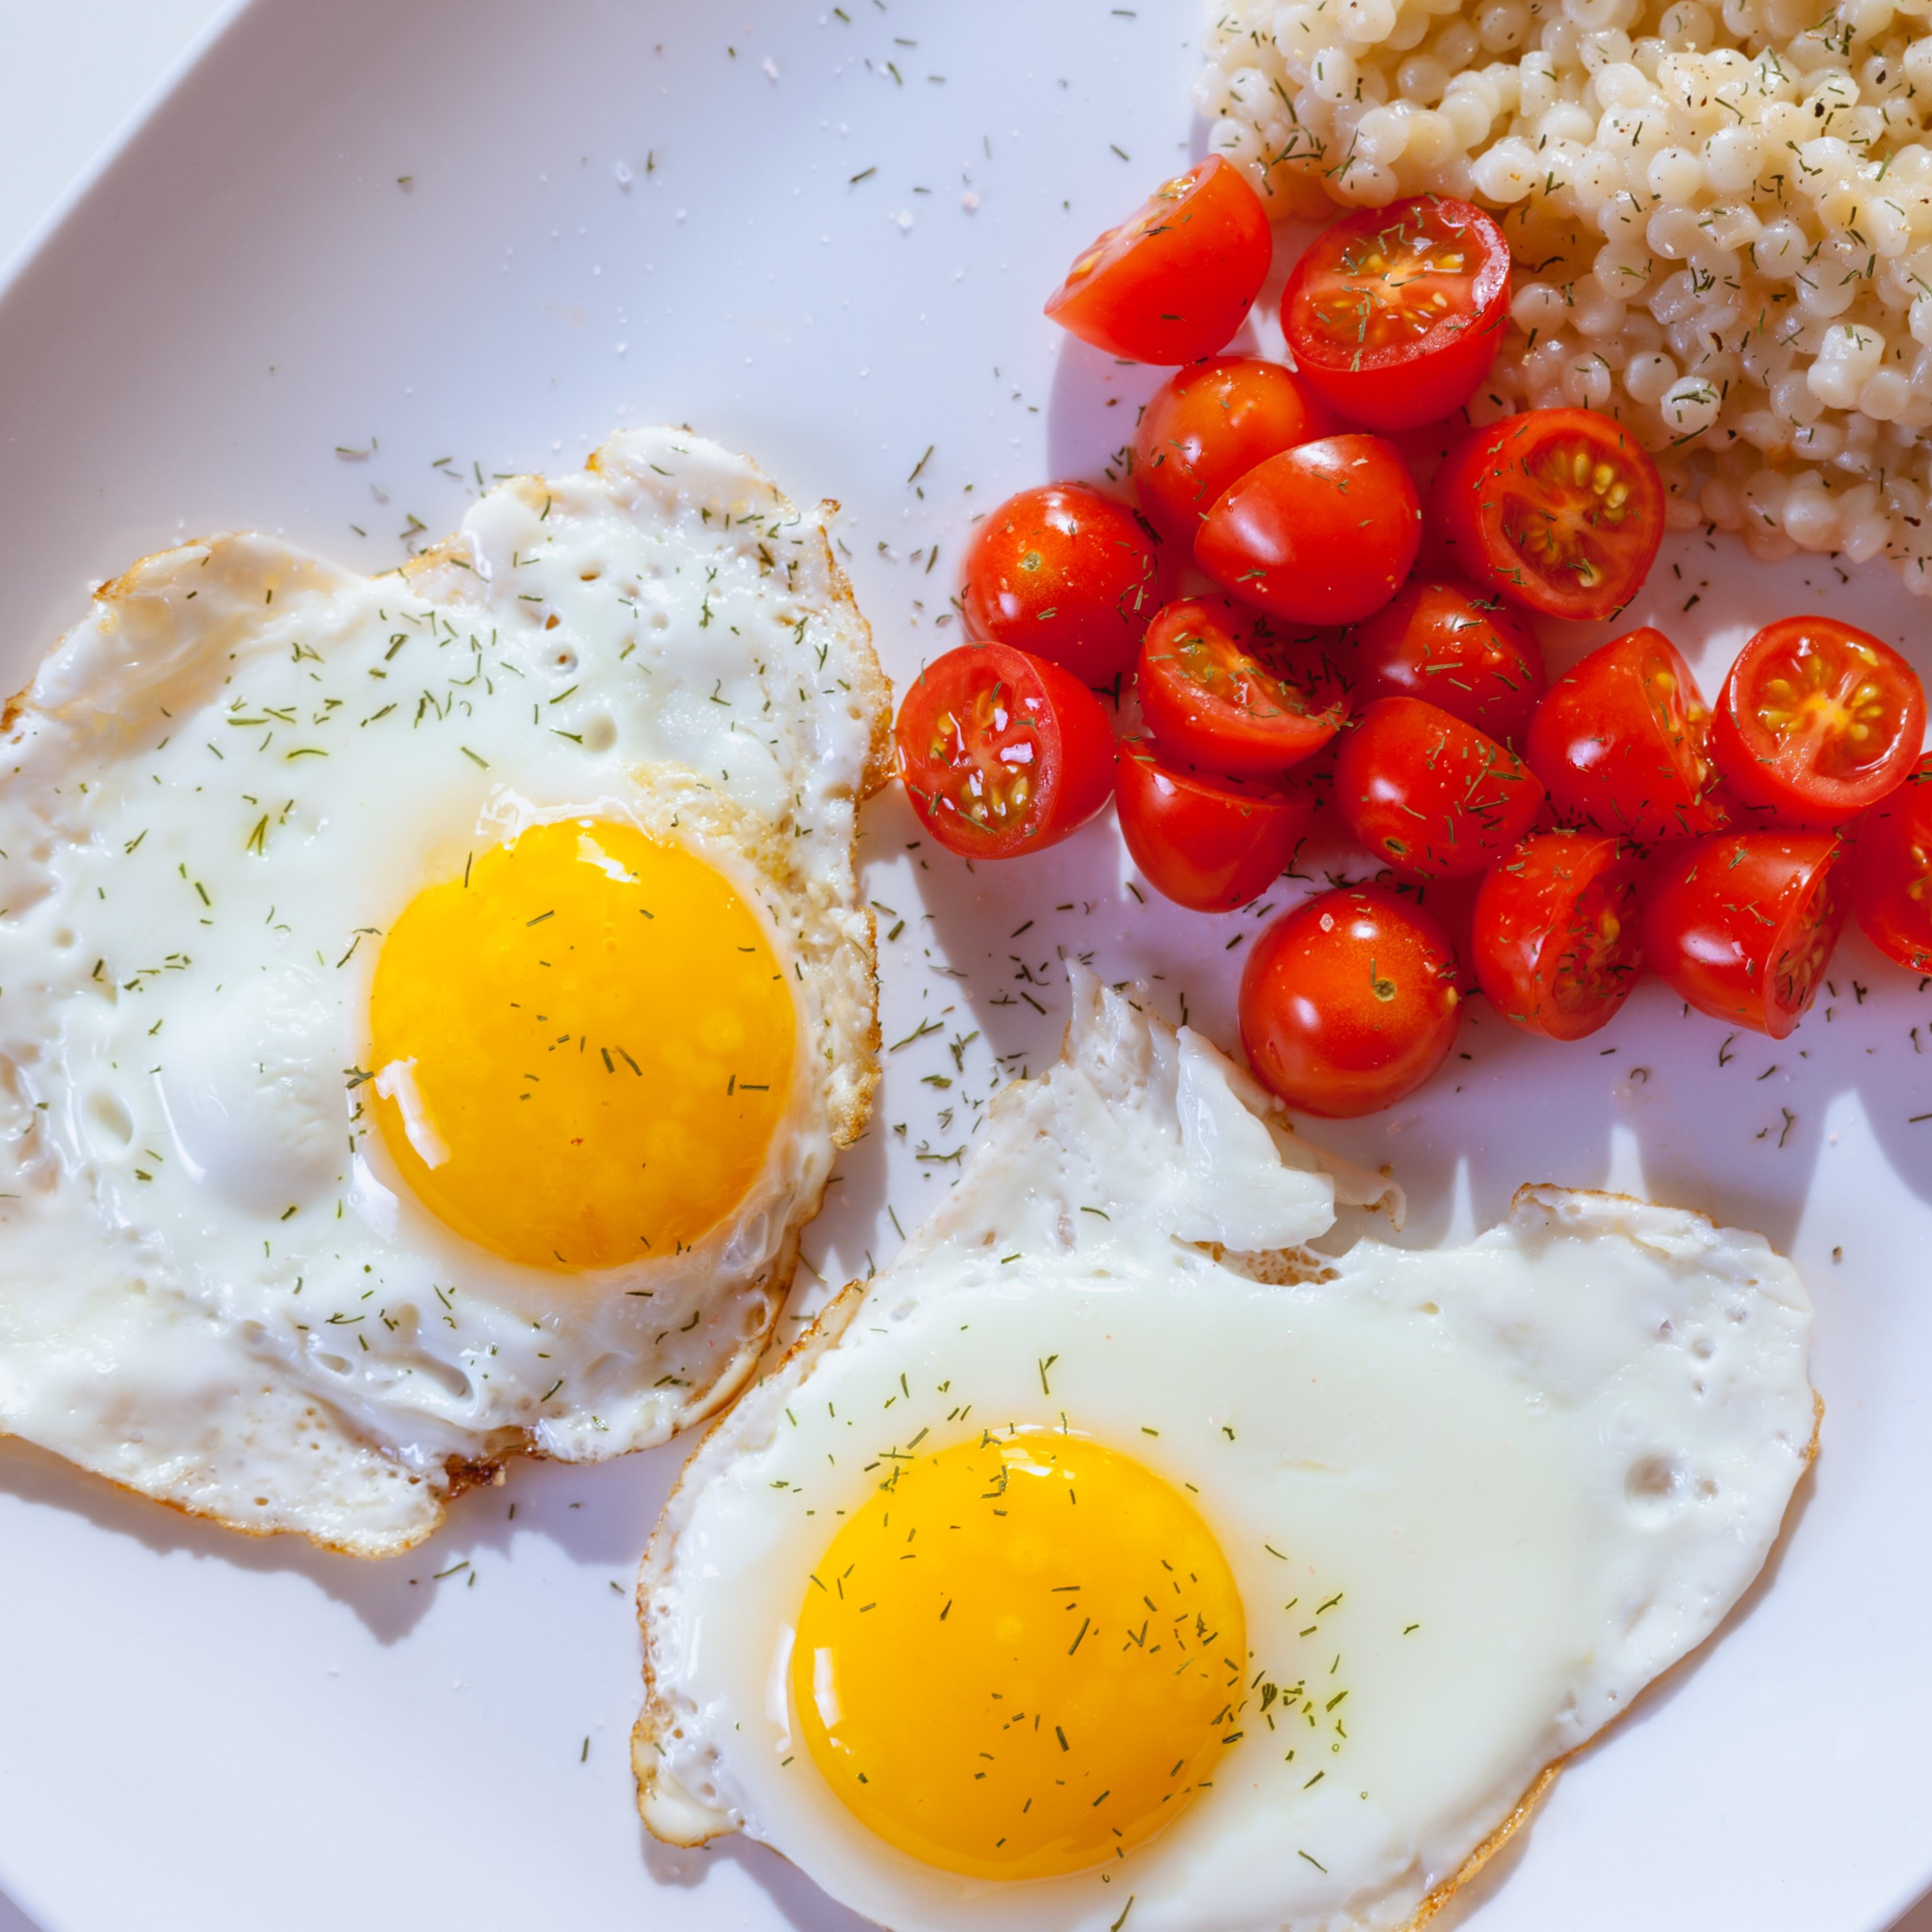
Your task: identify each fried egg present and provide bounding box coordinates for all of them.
[635,971,1815,1932]
[0,427,889,1556]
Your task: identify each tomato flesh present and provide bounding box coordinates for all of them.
[1641,830,1846,1038]
[1115,742,1313,913]
[1472,831,1646,1040]
[1712,615,1926,826]
[1346,576,1547,747]
[1850,756,1932,973]
[1044,157,1273,366]
[1428,409,1664,622]
[1281,197,1511,431]
[894,642,1116,859]
[1239,886,1461,1117]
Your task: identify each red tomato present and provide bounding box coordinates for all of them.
[1334,696,1546,879]
[1133,357,1337,548]
[1849,756,1932,972]
[1404,871,1485,993]
[1346,577,1547,746]
[1195,434,1420,625]
[1711,615,1926,826]
[1428,408,1664,622]
[894,642,1115,859]
[961,483,1163,685]
[1136,594,1348,777]
[1115,742,1313,912]
[1044,157,1273,365]
[1642,831,1846,1038]
[1280,196,1511,432]
[1471,831,1646,1040]
[1239,886,1462,1116]
[1524,627,1727,844]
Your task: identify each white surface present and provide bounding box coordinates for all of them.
[0,2,1928,1930]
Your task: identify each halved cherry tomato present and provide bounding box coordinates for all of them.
[1711,616,1926,826]
[961,483,1163,685]
[1115,742,1313,912]
[1334,696,1545,879]
[1642,830,1846,1038]
[1428,408,1664,622]
[1044,157,1273,366]
[1347,577,1546,747]
[1196,434,1420,624]
[895,642,1115,859]
[1525,627,1727,844]
[1136,595,1348,777]
[1472,830,1646,1039]
[1133,356,1336,548]
[1281,197,1511,432]
[1239,886,1462,1116]
[1849,756,1932,973]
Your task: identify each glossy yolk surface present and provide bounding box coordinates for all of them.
[792,1430,1245,1881]
[368,817,793,1270]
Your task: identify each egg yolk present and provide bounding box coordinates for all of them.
[792,1429,1245,1881]
[367,817,793,1270]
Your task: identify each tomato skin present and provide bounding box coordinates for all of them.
[1132,357,1337,549]
[961,483,1163,685]
[1195,434,1421,625]
[1849,756,1932,973]
[1428,408,1664,622]
[1347,577,1545,748]
[1044,157,1273,365]
[1524,627,1728,845]
[1471,831,1646,1040]
[1239,886,1461,1117]
[1281,197,1511,431]
[1115,742,1313,912]
[1711,616,1926,827]
[894,642,1116,860]
[1641,830,1846,1039]
[1334,696,1546,879]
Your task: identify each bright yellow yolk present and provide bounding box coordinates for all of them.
[367,817,793,1270]
[793,1430,1245,1881]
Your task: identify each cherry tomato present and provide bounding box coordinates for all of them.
[1849,756,1932,973]
[1403,871,1485,993]
[1136,594,1348,778]
[1471,831,1646,1040]
[1196,434,1420,625]
[1346,577,1546,747]
[1044,157,1273,366]
[1281,196,1511,432]
[1334,696,1545,879]
[1115,742,1313,912]
[1642,831,1846,1038]
[1428,408,1664,622]
[1239,886,1462,1117]
[1711,615,1926,827]
[1132,357,1337,548]
[1524,627,1727,844]
[961,483,1163,685]
[894,642,1115,859]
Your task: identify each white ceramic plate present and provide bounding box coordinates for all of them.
[1,2,1928,1928]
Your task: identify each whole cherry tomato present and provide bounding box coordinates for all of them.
[1195,434,1421,625]
[1133,356,1336,548]
[1281,197,1511,431]
[895,642,1115,859]
[1334,696,1546,879]
[1346,577,1547,747]
[1115,742,1313,913]
[1849,755,1932,973]
[1239,886,1462,1116]
[1642,830,1846,1038]
[1472,830,1647,1039]
[1711,616,1925,826]
[1136,595,1348,778]
[1524,627,1727,844]
[1428,408,1664,622]
[1044,157,1273,365]
[961,483,1163,685]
